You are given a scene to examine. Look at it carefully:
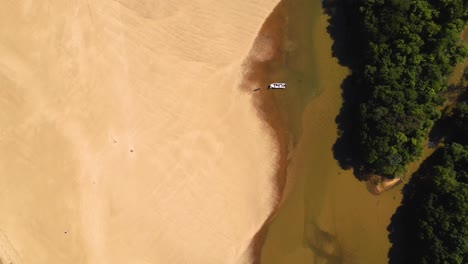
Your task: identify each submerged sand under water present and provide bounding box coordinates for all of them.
[254,1,409,263]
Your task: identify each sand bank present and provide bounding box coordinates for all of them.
[0,1,280,263]
[254,2,407,262]
[367,177,403,195]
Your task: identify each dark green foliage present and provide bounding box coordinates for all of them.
[428,66,468,145]
[346,0,468,177]
[452,103,468,144]
[388,143,468,263]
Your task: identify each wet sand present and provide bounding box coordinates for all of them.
[257,10,402,260]
[240,0,323,261]
[0,1,281,263]
[252,1,408,263]
[247,2,468,263]
[253,0,458,262]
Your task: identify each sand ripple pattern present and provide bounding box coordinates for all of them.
[0,0,279,263]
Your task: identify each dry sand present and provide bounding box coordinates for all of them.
[367,176,403,195]
[0,1,280,263]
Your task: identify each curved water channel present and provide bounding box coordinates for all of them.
[255,1,408,263]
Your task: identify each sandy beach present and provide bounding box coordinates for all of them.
[0,1,280,263]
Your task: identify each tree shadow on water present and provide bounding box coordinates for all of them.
[332,75,358,169]
[386,149,444,263]
[322,0,362,69]
[322,0,367,180]
[429,72,468,146]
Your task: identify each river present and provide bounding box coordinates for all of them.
[256,1,408,263]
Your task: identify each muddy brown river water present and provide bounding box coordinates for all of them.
[256,1,407,263]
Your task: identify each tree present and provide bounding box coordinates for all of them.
[339,0,468,177]
[388,143,468,264]
[452,103,468,144]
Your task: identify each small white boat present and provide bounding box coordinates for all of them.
[268,83,286,89]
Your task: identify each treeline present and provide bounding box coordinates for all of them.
[387,72,468,263]
[388,142,468,264]
[452,96,468,144]
[341,0,468,177]
[324,1,468,261]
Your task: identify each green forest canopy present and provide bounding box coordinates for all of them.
[349,0,467,177]
[388,142,468,264]
[388,66,468,264]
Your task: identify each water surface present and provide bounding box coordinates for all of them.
[257,1,407,263]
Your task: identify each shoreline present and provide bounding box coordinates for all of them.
[0,1,283,263]
[240,1,292,263]
[241,0,327,261]
[243,1,398,261]
[366,176,403,195]
[244,1,466,262]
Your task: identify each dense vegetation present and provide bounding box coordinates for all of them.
[324,1,468,262]
[452,101,468,144]
[388,142,468,263]
[388,70,468,263]
[341,0,468,177]
[324,1,468,261]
